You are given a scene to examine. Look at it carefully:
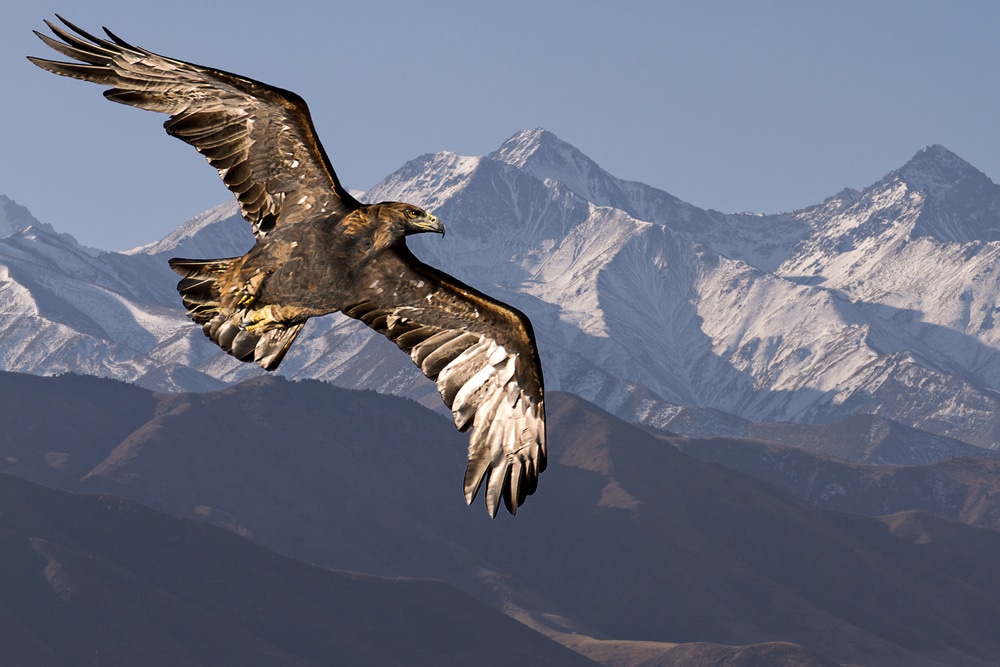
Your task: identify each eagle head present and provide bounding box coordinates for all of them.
[376,202,445,237]
[350,202,445,252]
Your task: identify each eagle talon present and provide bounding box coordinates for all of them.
[237,271,268,307]
[239,304,280,332]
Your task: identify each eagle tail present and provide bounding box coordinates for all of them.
[168,257,235,324]
[168,257,305,371]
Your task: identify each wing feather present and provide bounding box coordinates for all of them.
[343,255,546,518]
[29,16,361,237]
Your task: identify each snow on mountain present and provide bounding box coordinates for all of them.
[366,130,1000,448]
[0,222,238,391]
[126,200,253,260]
[4,129,1000,452]
[747,144,1000,444]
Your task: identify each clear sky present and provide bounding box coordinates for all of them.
[2,1,999,250]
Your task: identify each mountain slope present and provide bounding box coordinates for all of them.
[0,219,241,392]
[2,371,1000,666]
[4,132,1000,450]
[674,434,1000,531]
[0,471,595,667]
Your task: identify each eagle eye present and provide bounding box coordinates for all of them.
[406,209,420,219]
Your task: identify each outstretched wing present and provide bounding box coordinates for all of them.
[28,16,361,237]
[344,250,546,518]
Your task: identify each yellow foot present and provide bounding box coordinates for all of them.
[241,304,281,333]
[236,271,269,308]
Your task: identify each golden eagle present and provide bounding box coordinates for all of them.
[29,16,545,517]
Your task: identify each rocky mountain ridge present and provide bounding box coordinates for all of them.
[3,130,1000,450]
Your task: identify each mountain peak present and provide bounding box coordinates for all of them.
[489,128,595,181]
[904,144,967,169]
[876,144,1000,243]
[488,128,694,224]
[893,144,991,196]
[490,128,562,169]
[489,127,618,202]
[0,195,40,238]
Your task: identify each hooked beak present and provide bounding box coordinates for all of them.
[416,214,446,237]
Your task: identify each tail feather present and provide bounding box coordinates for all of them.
[169,257,234,324]
[250,323,306,370]
[168,257,304,370]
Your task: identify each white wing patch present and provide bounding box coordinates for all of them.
[429,336,545,516]
[344,298,546,518]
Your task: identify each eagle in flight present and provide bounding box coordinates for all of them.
[30,16,545,517]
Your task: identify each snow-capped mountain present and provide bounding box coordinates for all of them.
[3,130,1000,450]
[370,131,1000,448]
[0,205,243,392]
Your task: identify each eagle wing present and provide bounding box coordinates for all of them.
[344,251,546,518]
[28,16,360,237]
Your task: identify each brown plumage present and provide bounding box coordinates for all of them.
[30,16,545,517]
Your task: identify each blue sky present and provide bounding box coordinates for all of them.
[2,1,999,250]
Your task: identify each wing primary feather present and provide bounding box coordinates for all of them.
[47,17,118,55]
[27,59,113,82]
[32,31,109,65]
[485,456,512,519]
[101,26,145,52]
[504,458,525,516]
[464,455,491,506]
[52,15,119,51]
